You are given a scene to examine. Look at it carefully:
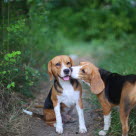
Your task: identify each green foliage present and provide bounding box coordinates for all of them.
[45,0,136,40]
[0,51,40,97]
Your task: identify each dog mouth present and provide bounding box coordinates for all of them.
[62,75,70,81]
[59,75,70,81]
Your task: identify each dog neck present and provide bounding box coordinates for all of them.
[54,77,71,93]
[99,68,111,84]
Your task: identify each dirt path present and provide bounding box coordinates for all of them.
[23,57,103,136]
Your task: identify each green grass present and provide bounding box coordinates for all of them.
[66,35,136,136]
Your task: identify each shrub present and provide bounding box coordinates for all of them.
[0,51,40,97]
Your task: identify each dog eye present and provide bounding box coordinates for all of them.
[56,63,61,66]
[67,62,70,65]
[82,69,85,73]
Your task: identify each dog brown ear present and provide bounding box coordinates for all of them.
[69,57,74,66]
[90,69,104,94]
[48,61,53,81]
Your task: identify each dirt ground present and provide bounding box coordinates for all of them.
[23,57,103,136]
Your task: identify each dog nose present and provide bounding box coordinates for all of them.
[63,69,70,74]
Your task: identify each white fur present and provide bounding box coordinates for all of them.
[71,66,91,86]
[60,63,71,78]
[76,104,87,133]
[99,112,111,136]
[99,130,107,136]
[23,109,33,116]
[58,78,80,107]
[71,66,82,79]
[54,103,63,134]
[54,78,87,134]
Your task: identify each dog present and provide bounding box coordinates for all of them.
[71,61,136,136]
[23,55,87,134]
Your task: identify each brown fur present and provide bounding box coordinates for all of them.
[48,55,73,81]
[43,109,56,126]
[79,62,104,94]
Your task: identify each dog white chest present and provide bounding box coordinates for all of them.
[57,80,80,107]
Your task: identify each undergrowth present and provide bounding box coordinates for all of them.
[0,89,30,136]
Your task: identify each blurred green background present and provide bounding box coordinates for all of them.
[0,0,136,135]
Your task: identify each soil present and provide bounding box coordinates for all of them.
[23,57,103,136]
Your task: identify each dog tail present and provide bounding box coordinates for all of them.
[23,109,44,120]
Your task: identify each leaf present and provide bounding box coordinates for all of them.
[7,82,15,89]
[7,54,12,58]
[2,71,6,74]
[29,81,33,86]
[16,51,21,55]
[4,56,9,61]
[7,84,11,89]
[11,82,15,87]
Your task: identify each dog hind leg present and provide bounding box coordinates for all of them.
[120,97,133,136]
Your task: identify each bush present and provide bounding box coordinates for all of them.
[0,51,40,97]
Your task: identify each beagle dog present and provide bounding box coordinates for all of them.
[23,55,87,134]
[71,61,136,136]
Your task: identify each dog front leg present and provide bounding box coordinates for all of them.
[97,94,112,136]
[99,112,111,136]
[54,103,63,134]
[76,99,87,133]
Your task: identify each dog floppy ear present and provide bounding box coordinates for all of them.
[90,68,105,94]
[69,57,74,66]
[48,60,53,81]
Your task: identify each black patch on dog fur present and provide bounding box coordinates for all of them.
[54,79,62,93]
[44,88,53,109]
[70,79,79,89]
[99,68,136,105]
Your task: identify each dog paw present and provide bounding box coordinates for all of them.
[79,126,87,133]
[56,126,63,134]
[99,130,107,136]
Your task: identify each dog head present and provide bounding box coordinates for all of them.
[48,55,74,81]
[71,62,104,94]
